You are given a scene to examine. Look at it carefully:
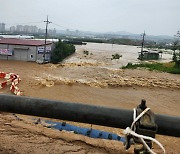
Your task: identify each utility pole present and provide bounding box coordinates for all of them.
[140,31,146,60]
[43,16,51,63]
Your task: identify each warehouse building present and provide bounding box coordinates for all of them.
[0,38,53,62]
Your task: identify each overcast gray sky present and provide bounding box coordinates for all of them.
[0,0,180,36]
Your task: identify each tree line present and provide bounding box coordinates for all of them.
[51,40,75,64]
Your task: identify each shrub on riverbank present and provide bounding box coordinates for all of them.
[122,62,180,74]
[51,40,75,64]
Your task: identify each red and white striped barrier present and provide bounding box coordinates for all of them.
[0,72,21,96]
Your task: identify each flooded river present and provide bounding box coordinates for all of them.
[73,43,173,68]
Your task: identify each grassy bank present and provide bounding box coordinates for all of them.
[122,62,180,74]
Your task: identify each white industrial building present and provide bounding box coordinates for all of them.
[0,38,53,62]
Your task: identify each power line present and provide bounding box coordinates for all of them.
[43,16,52,62]
[4,20,77,32]
[51,22,77,31]
[51,23,67,29]
[140,31,146,60]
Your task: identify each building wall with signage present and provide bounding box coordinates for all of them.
[0,44,52,62]
[36,45,52,62]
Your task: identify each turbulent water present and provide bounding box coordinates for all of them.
[33,43,179,90]
[74,43,173,68]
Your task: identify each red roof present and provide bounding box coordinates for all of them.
[0,38,52,46]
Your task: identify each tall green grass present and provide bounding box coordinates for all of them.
[122,62,180,74]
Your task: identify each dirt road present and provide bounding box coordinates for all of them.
[0,43,179,153]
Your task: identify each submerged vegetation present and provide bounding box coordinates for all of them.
[111,53,122,60]
[122,62,180,74]
[83,50,89,55]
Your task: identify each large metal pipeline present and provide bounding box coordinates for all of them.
[0,94,179,137]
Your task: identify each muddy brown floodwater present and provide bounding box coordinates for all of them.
[0,43,179,154]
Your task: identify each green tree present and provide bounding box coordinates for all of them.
[51,40,75,64]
